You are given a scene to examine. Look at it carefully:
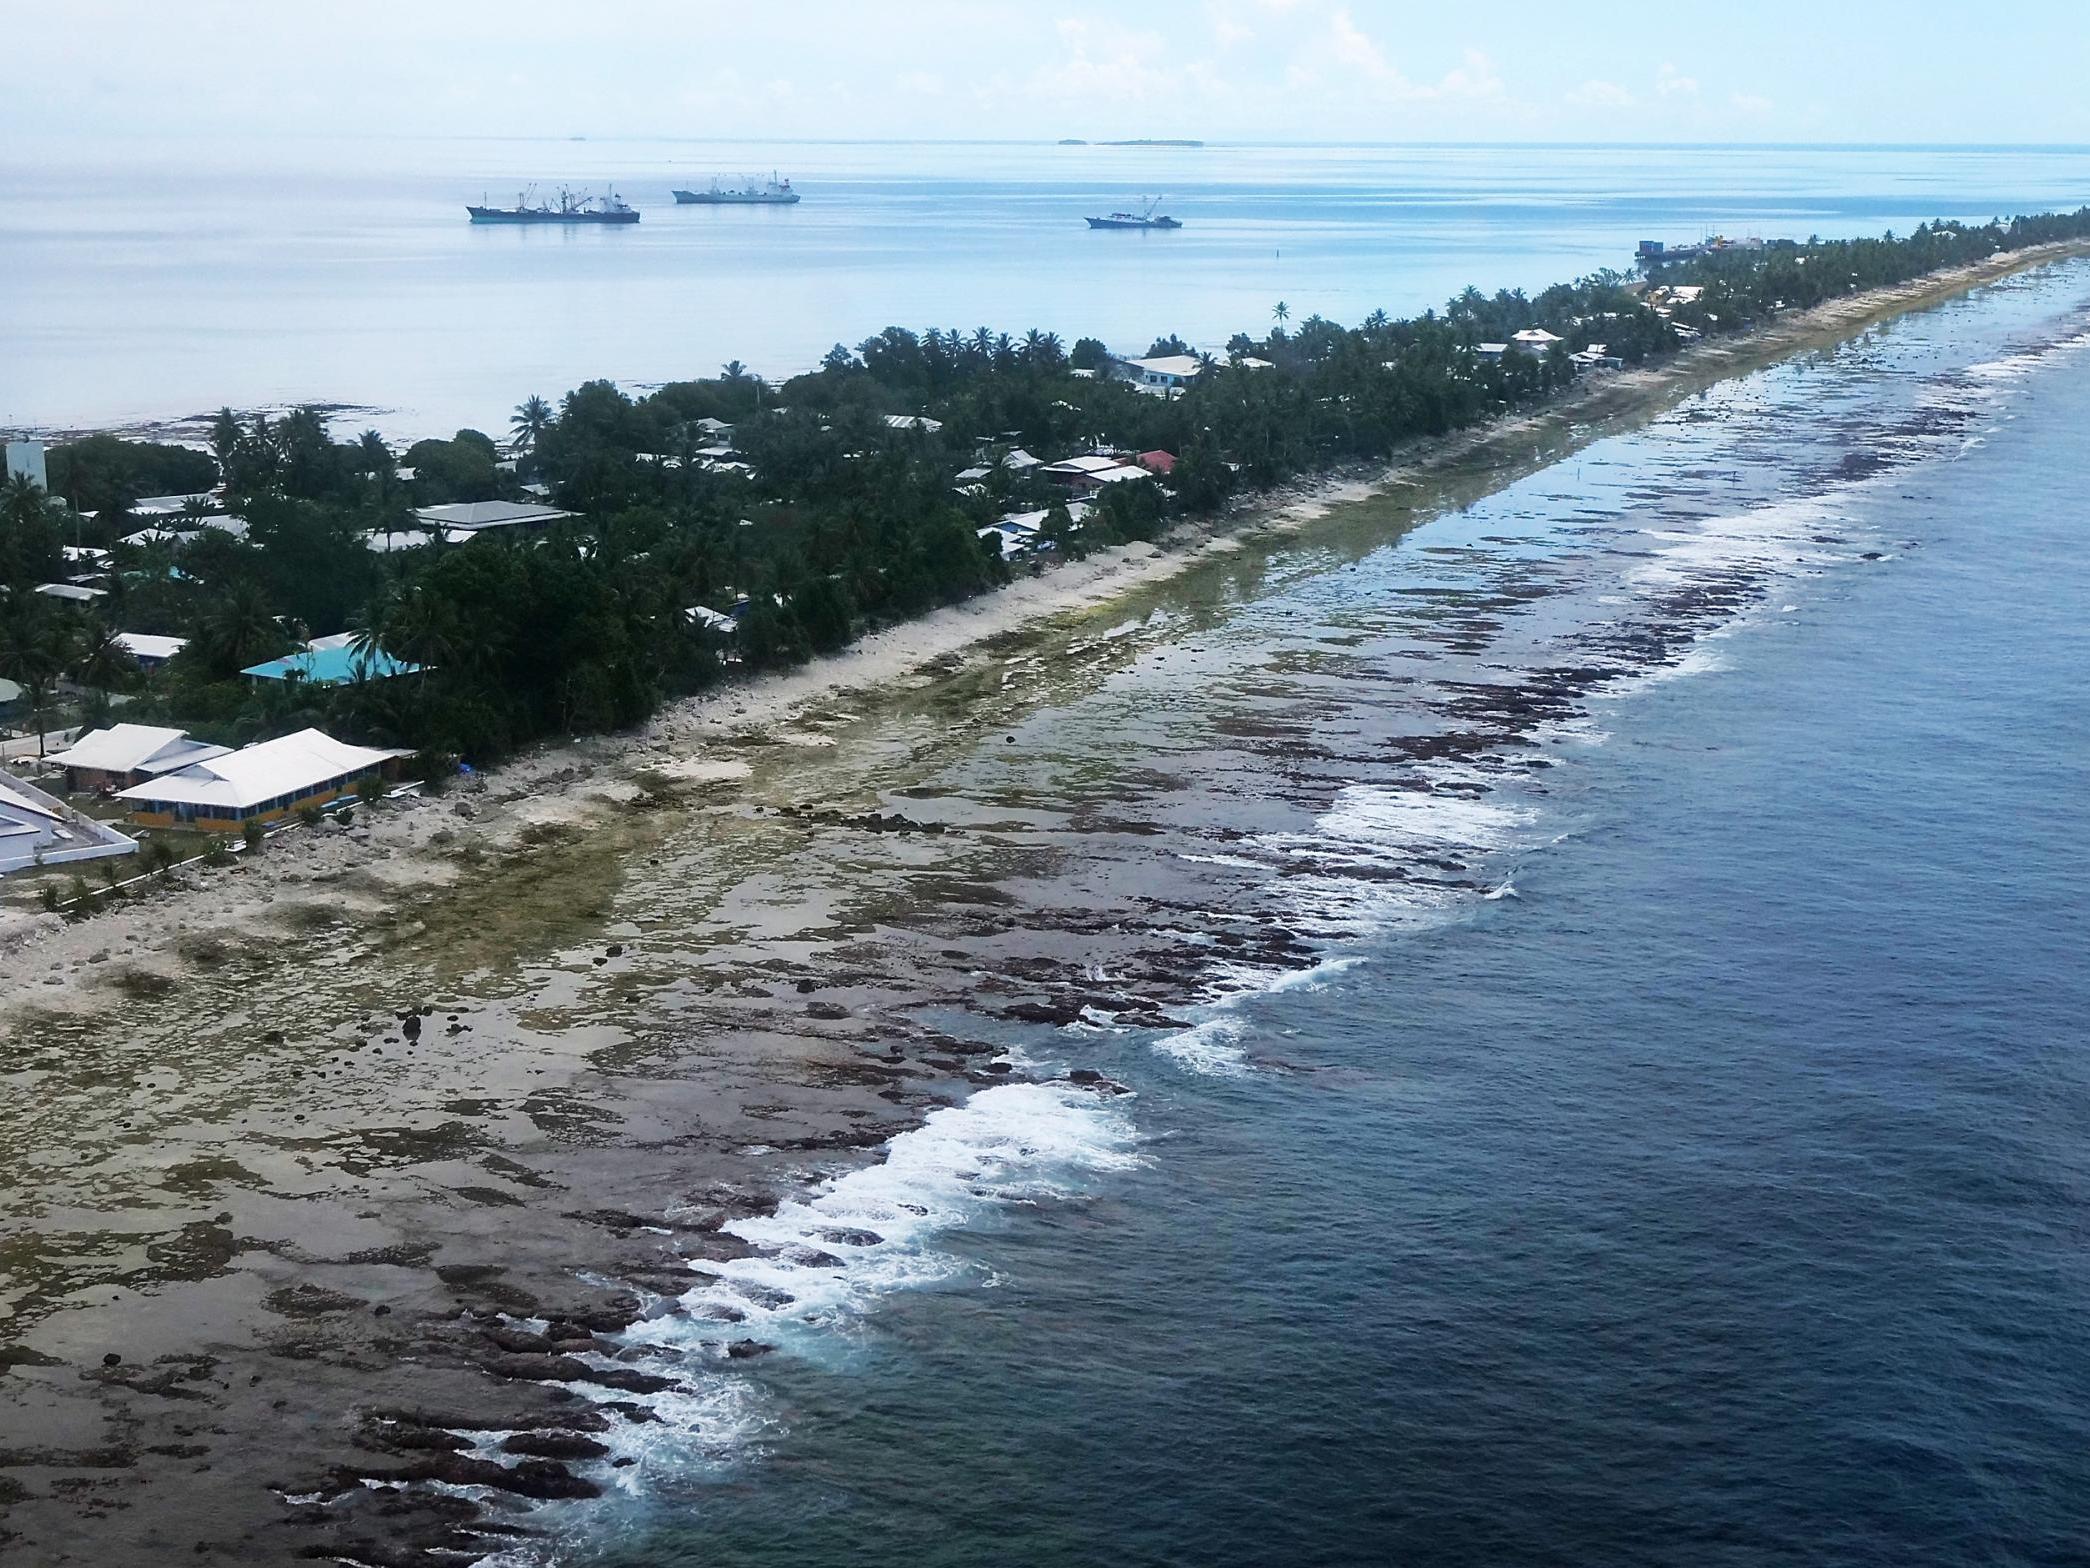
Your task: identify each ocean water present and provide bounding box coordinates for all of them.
[520,262,2090,1563]
[5,138,2090,438]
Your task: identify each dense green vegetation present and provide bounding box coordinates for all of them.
[4,208,2087,769]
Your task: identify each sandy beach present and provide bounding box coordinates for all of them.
[3,235,2085,1566]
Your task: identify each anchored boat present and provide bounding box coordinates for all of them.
[467,187,639,224]
[674,174,801,206]
[1086,197,1181,231]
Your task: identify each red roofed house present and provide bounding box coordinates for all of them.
[1135,450,1177,476]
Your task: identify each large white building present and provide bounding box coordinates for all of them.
[4,440,48,492]
[0,773,137,876]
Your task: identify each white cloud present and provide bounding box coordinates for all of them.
[1730,91,1775,115]
[1568,80,1636,109]
[1656,62,1699,97]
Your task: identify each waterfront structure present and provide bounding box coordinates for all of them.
[1512,328,1566,356]
[47,723,229,794]
[0,773,136,875]
[115,728,405,831]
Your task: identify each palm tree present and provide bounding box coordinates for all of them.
[0,597,75,758]
[1273,300,1291,326]
[196,581,288,677]
[357,429,395,484]
[3,473,45,530]
[74,622,139,708]
[720,360,751,384]
[509,395,552,452]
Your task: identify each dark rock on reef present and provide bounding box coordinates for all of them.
[368,1454,603,1501]
[266,1284,366,1318]
[546,1297,642,1334]
[806,1000,851,1020]
[582,1366,675,1395]
[813,1227,882,1248]
[999,999,1085,1026]
[502,1431,611,1461]
[726,1340,774,1360]
[566,1208,652,1233]
[483,1353,591,1384]
[483,1326,554,1355]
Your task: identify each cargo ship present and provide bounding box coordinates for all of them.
[1086,198,1182,231]
[467,187,639,224]
[673,174,801,205]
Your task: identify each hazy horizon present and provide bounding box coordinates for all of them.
[9,1,2088,148]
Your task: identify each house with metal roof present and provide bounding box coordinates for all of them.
[0,773,137,875]
[115,728,406,831]
[1113,353,1208,394]
[47,724,231,794]
[242,632,421,687]
[113,632,187,670]
[409,500,577,542]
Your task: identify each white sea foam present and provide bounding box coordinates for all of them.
[1153,1014,1251,1075]
[627,1083,1141,1358]
[1151,955,1364,1077]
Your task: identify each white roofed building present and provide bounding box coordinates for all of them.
[113,632,187,669]
[47,723,229,794]
[408,500,577,543]
[115,728,406,831]
[0,773,137,876]
[1113,354,1208,394]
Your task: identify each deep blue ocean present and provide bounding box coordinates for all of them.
[539,261,2090,1566]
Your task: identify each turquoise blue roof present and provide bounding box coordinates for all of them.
[242,646,423,685]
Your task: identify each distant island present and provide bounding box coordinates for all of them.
[1057,138,1205,148]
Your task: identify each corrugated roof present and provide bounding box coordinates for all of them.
[49,724,200,774]
[411,501,575,531]
[116,729,398,811]
[114,632,187,662]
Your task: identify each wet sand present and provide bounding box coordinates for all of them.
[2,237,2085,1565]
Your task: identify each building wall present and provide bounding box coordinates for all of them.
[4,441,49,492]
[64,766,142,795]
[124,771,377,833]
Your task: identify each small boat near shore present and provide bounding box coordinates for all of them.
[467,187,639,224]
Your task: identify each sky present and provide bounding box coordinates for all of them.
[5,0,2088,147]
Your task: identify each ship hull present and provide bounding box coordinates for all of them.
[467,207,640,224]
[1085,216,1181,230]
[673,190,801,205]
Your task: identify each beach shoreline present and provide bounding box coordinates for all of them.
[9,236,2083,1008]
[3,235,2086,1566]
